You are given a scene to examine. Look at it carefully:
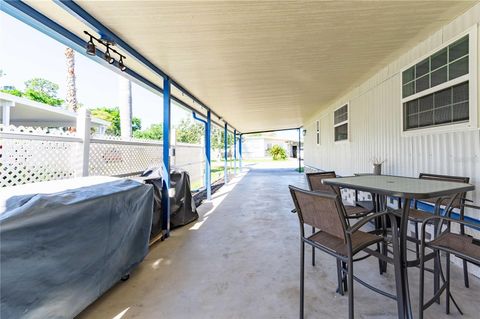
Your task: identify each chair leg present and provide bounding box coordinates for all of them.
[463,260,469,288]
[375,217,383,275]
[460,223,469,288]
[347,258,354,319]
[342,261,348,293]
[445,252,450,315]
[336,259,344,296]
[414,222,420,260]
[300,240,305,319]
[418,245,426,319]
[434,252,441,304]
[312,226,315,266]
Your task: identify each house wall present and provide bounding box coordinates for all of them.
[243,137,293,158]
[303,3,480,221]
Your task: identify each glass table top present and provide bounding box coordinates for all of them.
[323,175,474,199]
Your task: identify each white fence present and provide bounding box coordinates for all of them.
[0,110,205,188]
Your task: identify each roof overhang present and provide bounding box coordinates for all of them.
[0,92,109,128]
[12,1,479,132]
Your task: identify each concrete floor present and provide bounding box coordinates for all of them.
[78,164,480,319]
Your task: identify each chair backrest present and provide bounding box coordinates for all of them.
[419,173,470,209]
[305,171,340,195]
[289,185,347,240]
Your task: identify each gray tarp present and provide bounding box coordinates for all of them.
[0,177,154,319]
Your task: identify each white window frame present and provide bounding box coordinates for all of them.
[316,120,320,145]
[400,25,478,136]
[333,103,349,143]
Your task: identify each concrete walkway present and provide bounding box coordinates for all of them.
[78,165,479,319]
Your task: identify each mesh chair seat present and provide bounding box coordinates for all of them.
[345,205,371,218]
[392,208,432,221]
[428,232,480,266]
[308,230,382,257]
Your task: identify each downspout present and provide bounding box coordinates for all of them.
[193,111,211,200]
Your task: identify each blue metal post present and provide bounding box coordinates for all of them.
[206,111,212,200]
[224,123,228,184]
[162,77,171,237]
[239,134,243,172]
[233,129,237,174]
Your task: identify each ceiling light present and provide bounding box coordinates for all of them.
[86,36,96,56]
[104,46,115,64]
[119,57,127,71]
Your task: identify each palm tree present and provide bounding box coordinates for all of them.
[118,75,132,138]
[65,48,78,112]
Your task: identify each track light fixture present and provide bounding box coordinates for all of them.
[104,46,115,64]
[86,35,96,56]
[119,57,127,71]
[84,31,126,71]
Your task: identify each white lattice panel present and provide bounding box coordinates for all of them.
[89,139,163,176]
[0,126,78,187]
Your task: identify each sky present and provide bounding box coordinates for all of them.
[0,10,298,139]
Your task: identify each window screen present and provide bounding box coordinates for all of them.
[334,124,348,142]
[402,36,469,98]
[403,82,469,130]
[334,104,348,141]
[334,105,348,125]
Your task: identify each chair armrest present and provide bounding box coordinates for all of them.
[422,215,480,230]
[346,211,393,235]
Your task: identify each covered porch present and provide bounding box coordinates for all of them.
[1,1,480,318]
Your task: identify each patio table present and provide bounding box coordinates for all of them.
[323,174,474,319]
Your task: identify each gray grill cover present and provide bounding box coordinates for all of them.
[0,177,153,319]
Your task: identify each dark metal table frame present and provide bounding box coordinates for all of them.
[324,175,474,319]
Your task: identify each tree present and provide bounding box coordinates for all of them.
[176,118,204,144]
[65,48,78,111]
[24,78,63,106]
[25,78,59,97]
[0,88,22,97]
[211,126,234,150]
[133,124,163,140]
[90,106,141,136]
[268,145,287,161]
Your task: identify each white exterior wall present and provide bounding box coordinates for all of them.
[304,4,480,221]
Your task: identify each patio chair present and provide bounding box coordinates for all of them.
[305,172,376,268]
[393,173,471,288]
[289,185,401,319]
[418,214,480,319]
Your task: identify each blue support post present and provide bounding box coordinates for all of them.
[239,134,243,172]
[192,112,211,200]
[233,130,237,174]
[162,77,171,237]
[224,123,228,184]
[206,111,212,200]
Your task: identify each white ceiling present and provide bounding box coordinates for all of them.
[25,0,477,132]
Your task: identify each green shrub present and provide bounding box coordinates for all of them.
[268,145,287,161]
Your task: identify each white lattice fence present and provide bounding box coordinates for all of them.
[1,123,208,187]
[89,136,163,176]
[0,126,80,187]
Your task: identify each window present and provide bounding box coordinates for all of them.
[402,33,474,131]
[316,120,320,145]
[334,104,348,141]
